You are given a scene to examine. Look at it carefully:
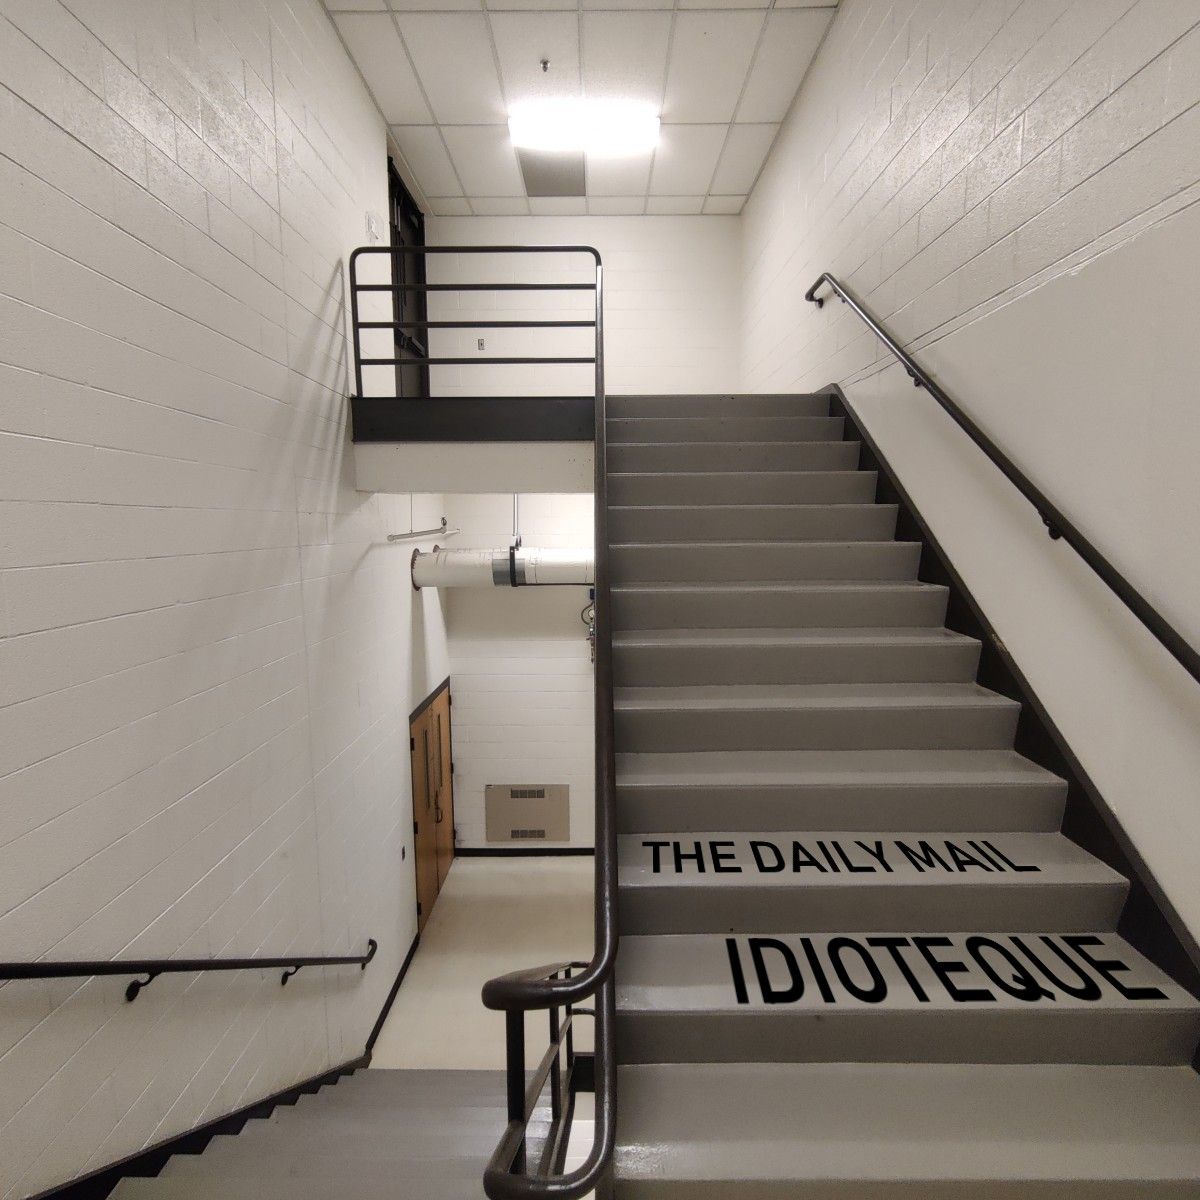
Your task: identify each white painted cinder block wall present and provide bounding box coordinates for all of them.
[741,0,1200,936]
[441,494,595,849]
[0,1,447,1195]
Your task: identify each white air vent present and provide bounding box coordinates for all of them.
[486,784,570,843]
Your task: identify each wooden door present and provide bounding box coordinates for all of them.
[429,690,455,890]
[410,710,439,933]
[410,683,455,931]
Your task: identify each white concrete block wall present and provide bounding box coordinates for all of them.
[0,1,447,1195]
[423,215,742,398]
[741,0,1200,938]
[442,494,594,849]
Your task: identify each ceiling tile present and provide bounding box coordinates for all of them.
[773,0,838,7]
[472,197,532,214]
[396,13,505,123]
[581,11,671,107]
[581,0,672,9]
[325,0,385,9]
[736,8,831,122]
[442,125,526,196]
[491,12,580,104]
[429,197,473,215]
[389,0,481,9]
[649,123,726,194]
[587,152,653,197]
[332,14,431,123]
[710,122,776,193]
[662,11,764,123]
[530,197,588,214]
[703,194,747,214]
[646,196,704,214]
[488,0,574,9]
[392,125,462,195]
[678,0,767,7]
[588,197,646,214]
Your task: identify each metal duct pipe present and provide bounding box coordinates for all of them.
[412,547,594,589]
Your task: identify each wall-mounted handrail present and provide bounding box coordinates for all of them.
[806,272,1200,688]
[0,940,378,1002]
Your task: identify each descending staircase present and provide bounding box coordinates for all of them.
[606,392,1200,1197]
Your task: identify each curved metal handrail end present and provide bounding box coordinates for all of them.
[481,957,611,1012]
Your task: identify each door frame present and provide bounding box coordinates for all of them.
[409,676,454,930]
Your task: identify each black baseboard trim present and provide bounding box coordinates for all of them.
[366,932,420,1055]
[33,1055,367,1200]
[455,847,595,857]
[39,930,425,1200]
[825,384,1200,999]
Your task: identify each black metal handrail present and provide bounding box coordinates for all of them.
[0,939,378,1002]
[473,247,617,1200]
[806,273,1200,688]
[348,245,602,399]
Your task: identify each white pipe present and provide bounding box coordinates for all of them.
[412,547,594,589]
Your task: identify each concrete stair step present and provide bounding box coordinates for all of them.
[608,470,878,506]
[610,540,921,584]
[607,393,831,418]
[609,440,860,473]
[609,503,898,543]
[614,683,1021,752]
[616,831,1127,933]
[613,1062,1200,1197]
[615,748,1068,833]
[615,931,1200,1065]
[613,627,980,686]
[612,581,949,629]
[607,415,845,443]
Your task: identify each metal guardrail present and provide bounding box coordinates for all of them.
[806,272,1200,689]
[0,940,378,1002]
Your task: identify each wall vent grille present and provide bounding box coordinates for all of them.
[486,784,569,843]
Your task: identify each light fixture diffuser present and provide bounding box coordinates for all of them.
[508,99,660,159]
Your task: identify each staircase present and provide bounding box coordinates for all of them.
[606,392,1200,1197]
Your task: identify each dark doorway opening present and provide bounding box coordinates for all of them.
[388,159,430,399]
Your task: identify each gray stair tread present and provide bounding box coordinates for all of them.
[615,682,1018,711]
[614,1062,1200,1189]
[611,538,911,549]
[615,626,976,647]
[618,831,1126,889]
[617,930,1199,1016]
[615,747,1066,789]
[614,579,943,592]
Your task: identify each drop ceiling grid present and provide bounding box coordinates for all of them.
[326,0,836,215]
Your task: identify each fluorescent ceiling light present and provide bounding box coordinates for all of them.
[508,99,660,158]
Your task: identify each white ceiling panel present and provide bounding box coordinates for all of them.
[488,0,575,9]
[332,14,430,124]
[325,0,837,210]
[390,0,481,9]
[736,8,831,122]
[646,195,704,214]
[662,11,762,123]
[396,13,506,123]
[392,126,462,195]
[587,152,653,197]
[429,197,473,216]
[491,12,580,104]
[588,197,645,214]
[581,11,671,107]
[530,197,589,214]
[649,123,726,194]
[703,194,747,213]
[710,122,777,193]
[472,197,532,214]
[442,125,526,196]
